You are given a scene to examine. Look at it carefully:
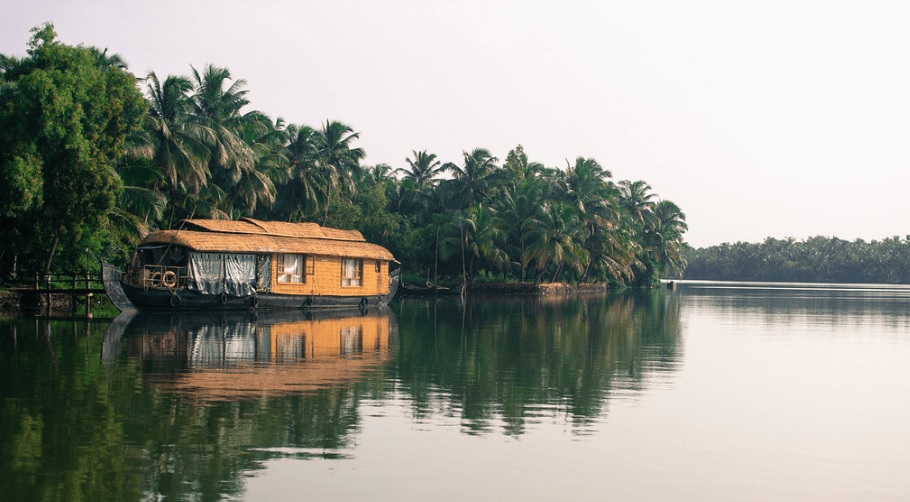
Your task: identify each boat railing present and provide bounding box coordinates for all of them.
[132,264,188,290]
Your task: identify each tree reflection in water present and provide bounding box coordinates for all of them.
[394,290,682,435]
[0,291,682,500]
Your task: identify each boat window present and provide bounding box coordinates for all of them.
[341,258,363,287]
[276,254,306,283]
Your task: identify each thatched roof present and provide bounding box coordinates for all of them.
[180,218,365,241]
[140,219,394,261]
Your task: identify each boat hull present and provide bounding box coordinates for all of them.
[104,261,399,312]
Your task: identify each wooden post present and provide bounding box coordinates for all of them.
[72,273,78,315]
[45,273,51,317]
[85,271,93,317]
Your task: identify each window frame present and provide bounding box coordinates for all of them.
[276,254,306,284]
[341,258,363,287]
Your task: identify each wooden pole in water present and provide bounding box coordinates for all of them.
[85,271,93,318]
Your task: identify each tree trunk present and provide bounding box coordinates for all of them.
[321,186,332,226]
[43,228,61,277]
[551,261,563,282]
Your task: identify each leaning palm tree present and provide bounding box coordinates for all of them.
[110,155,168,239]
[652,199,688,277]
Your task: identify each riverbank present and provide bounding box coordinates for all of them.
[2,281,624,313]
[465,282,614,295]
[0,289,20,313]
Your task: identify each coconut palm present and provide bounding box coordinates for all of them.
[189,64,256,188]
[560,157,612,215]
[494,180,545,280]
[274,123,322,221]
[462,203,508,280]
[526,201,588,282]
[225,113,284,218]
[394,150,444,222]
[314,120,365,225]
[110,156,167,239]
[442,147,501,208]
[142,72,210,227]
[618,179,656,226]
[88,46,128,70]
[398,150,444,191]
[652,199,688,276]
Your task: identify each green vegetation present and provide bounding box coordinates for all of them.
[0,23,686,286]
[684,236,910,284]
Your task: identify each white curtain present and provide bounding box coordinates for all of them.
[224,254,256,296]
[188,253,257,296]
[188,253,224,295]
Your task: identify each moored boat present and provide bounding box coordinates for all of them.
[103,218,398,312]
[399,283,463,296]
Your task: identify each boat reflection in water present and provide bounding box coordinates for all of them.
[105,307,396,400]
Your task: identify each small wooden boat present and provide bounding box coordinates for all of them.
[103,218,398,312]
[399,282,463,296]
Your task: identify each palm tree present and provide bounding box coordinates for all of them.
[395,150,444,222]
[226,113,284,218]
[314,120,365,225]
[398,150,444,191]
[189,65,257,194]
[275,123,321,221]
[442,147,500,208]
[88,46,128,71]
[618,179,656,227]
[462,203,508,280]
[142,71,210,227]
[494,180,544,280]
[110,156,167,239]
[652,200,688,277]
[526,202,588,282]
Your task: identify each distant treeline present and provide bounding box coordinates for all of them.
[0,23,687,286]
[684,236,910,284]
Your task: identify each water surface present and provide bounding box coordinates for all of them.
[2,285,908,500]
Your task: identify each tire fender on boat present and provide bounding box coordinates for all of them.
[359,297,368,308]
[251,295,259,308]
[220,292,228,305]
[169,294,181,308]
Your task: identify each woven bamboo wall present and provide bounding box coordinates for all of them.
[271,254,389,297]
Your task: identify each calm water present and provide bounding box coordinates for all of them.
[2,284,909,501]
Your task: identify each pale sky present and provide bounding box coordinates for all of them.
[3,0,909,247]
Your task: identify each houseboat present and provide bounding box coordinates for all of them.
[102,218,398,311]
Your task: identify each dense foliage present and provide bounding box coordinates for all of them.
[0,24,686,286]
[0,24,147,275]
[684,236,910,284]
